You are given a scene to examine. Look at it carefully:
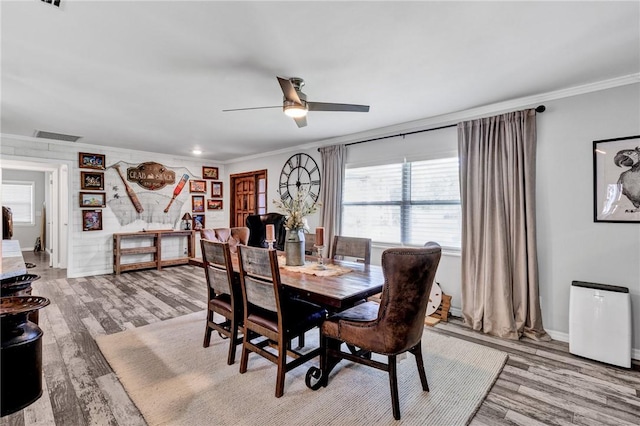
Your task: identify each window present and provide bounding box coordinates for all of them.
[342,158,461,249]
[1,181,35,225]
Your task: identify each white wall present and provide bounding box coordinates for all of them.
[536,84,640,350]
[1,169,45,250]
[226,148,324,231]
[1,135,225,277]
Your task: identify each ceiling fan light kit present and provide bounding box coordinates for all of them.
[223,76,370,128]
[283,101,308,118]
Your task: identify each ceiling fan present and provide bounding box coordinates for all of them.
[222,76,370,128]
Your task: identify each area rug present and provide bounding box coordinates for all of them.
[96,311,507,425]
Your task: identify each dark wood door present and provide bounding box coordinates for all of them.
[230,170,267,228]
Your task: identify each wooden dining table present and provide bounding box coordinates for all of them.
[190,252,384,312]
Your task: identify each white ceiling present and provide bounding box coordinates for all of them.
[2,1,639,162]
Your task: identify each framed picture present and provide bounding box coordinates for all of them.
[202,166,219,180]
[193,214,205,230]
[593,135,640,223]
[189,180,207,193]
[79,192,106,208]
[192,195,205,212]
[207,199,223,210]
[211,181,223,198]
[82,210,102,231]
[80,171,104,190]
[79,152,105,170]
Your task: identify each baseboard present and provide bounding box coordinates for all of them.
[545,328,639,361]
[447,316,639,361]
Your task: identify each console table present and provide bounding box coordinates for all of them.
[113,230,195,274]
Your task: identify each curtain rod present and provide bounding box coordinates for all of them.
[339,105,546,148]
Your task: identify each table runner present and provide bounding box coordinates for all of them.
[277,255,352,277]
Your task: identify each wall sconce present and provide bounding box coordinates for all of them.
[181,212,192,230]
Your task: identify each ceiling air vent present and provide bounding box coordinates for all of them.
[34,130,82,142]
[41,0,61,7]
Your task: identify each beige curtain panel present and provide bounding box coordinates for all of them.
[319,144,345,258]
[458,109,549,341]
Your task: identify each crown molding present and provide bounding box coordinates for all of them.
[317,73,640,148]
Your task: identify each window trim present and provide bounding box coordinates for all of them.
[341,157,461,250]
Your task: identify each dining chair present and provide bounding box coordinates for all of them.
[331,235,372,265]
[201,239,244,365]
[245,213,287,250]
[200,227,249,253]
[236,245,327,398]
[304,233,316,255]
[311,242,442,420]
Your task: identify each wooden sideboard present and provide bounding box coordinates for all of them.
[113,230,195,274]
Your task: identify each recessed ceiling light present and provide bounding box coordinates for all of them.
[192,149,202,155]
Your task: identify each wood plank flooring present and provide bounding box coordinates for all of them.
[2,251,639,425]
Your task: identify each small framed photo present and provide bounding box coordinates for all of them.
[193,214,205,230]
[79,192,106,208]
[82,210,102,231]
[211,181,223,198]
[80,171,104,190]
[79,152,105,170]
[189,180,207,193]
[202,166,219,180]
[594,135,640,223]
[192,195,205,212]
[207,199,223,210]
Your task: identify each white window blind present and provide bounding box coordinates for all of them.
[2,181,35,225]
[342,158,461,249]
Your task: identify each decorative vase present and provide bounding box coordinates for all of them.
[285,229,306,266]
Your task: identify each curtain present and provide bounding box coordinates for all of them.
[319,144,345,258]
[458,109,549,341]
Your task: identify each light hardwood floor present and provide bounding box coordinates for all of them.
[2,251,639,425]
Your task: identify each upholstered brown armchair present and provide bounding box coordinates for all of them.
[245,213,286,251]
[200,227,250,253]
[306,242,442,420]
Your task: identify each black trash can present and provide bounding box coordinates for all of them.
[0,296,50,417]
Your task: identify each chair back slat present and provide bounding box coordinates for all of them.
[201,239,234,296]
[243,276,278,312]
[304,233,316,255]
[207,267,232,295]
[237,245,281,312]
[332,236,372,265]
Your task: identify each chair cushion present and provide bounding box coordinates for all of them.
[209,294,233,314]
[246,299,326,335]
[247,309,278,333]
[322,301,379,339]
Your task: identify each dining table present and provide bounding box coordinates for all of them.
[190,251,384,312]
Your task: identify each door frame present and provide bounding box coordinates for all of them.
[229,169,267,227]
[1,157,70,269]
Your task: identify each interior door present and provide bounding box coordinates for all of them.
[230,170,267,228]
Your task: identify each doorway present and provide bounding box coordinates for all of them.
[229,169,267,227]
[1,158,68,270]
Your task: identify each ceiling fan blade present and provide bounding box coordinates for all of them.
[293,116,307,128]
[222,106,281,112]
[307,102,369,113]
[277,76,302,104]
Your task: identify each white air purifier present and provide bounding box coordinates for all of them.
[569,281,631,368]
